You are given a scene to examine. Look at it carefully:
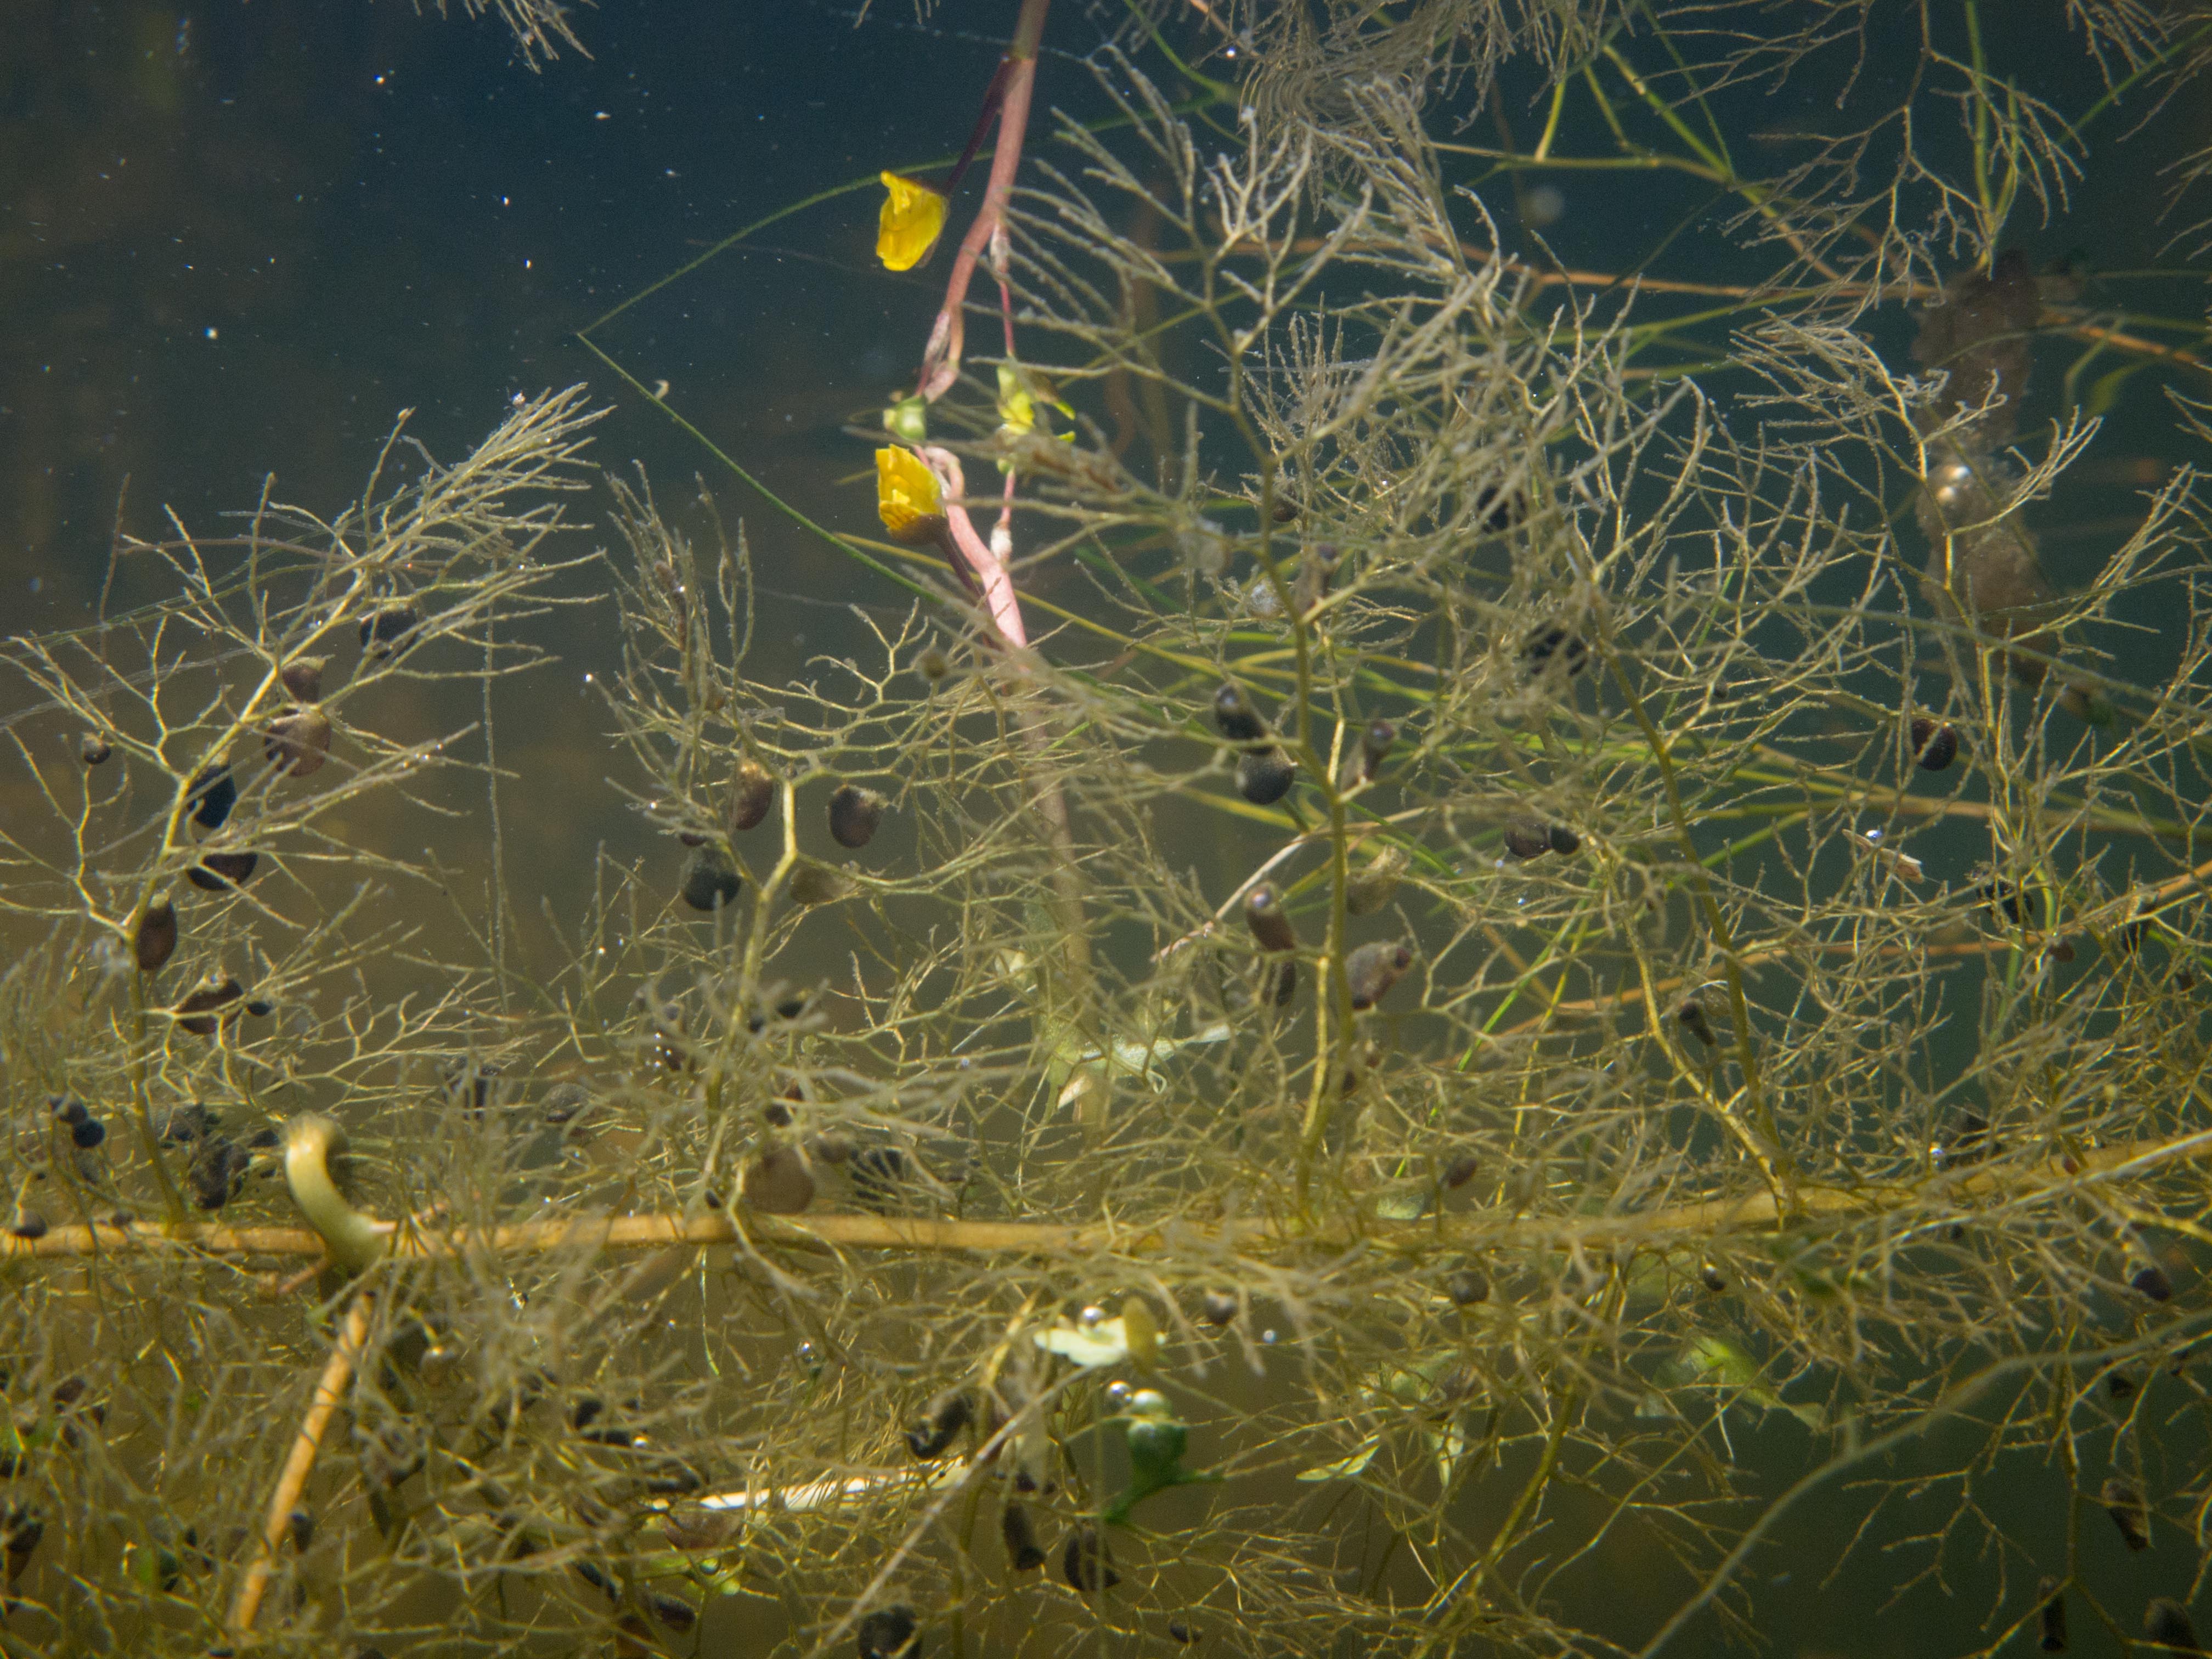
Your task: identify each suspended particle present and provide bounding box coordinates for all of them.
[2131,1262,2176,1303]
[359,600,422,654]
[1910,717,1959,772]
[1063,1524,1118,1593]
[132,896,179,972]
[680,844,743,912]
[71,1116,106,1150]
[1242,884,1297,953]
[1200,1291,1238,1327]
[1444,1267,1490,1306]
[8,1208,47,1242]
[648,1592,697,1633]
[187,764,238,831]
[78,731,112,766]
[263,707,332,777]
[1675,998,1718,1048]
[2036,1577,2066,1652]
[1002,1500,1046,1570]
[829,784,886,849]
[1502,821,1551,860]
[1211,682,1267,743]
[1236,748,1297,805]
[279,657,327,702]
[730,758,776,832]
[287,1509,313,1552]
[2101,1476,2151,1551]
[906,1390,973,1460]
[173,976,244,1035]
[186,851,260,891]
[1346,941,1413,1011]
[856,1605,919,1659]
[2145,1599,2201,1652]
[741,1146,815,1215]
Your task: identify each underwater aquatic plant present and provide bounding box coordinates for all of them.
[8,4,2212,1657]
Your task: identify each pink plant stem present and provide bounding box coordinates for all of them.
[915,0,1049,403]
[920,445,1027,650]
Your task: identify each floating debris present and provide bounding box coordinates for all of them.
[263,707,331,777]
[78,731,112,766]
[680,844,743,912]
[856,1605,919,1659]
[1002,1500,1046,1570]
[187,851,259,891]
[741,1146,815,1215]
[1346,941,1412,1011]
[730,758,776,831]
[2101,1476,2150,1551]
[1063,1523,1118,1593]
[2036,1577,2066,1652]
[132,897,178,972]
[1243,885,1297,953]
[830,785,886,849]
[1910,718,1958,772]
[187,764,237,831]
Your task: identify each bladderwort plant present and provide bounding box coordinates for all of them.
[8,2,2212,1656]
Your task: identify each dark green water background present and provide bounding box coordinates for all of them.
[4,5,2209,1656]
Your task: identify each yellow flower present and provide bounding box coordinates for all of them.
[876,173,947,272]
[876,447,944,544]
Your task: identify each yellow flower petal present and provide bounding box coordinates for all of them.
[876,172,947,272]
[876,447,944,543]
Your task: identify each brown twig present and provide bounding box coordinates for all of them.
[228,1294,374,1637]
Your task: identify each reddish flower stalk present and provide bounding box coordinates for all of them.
[914,0,1051,405]
[919,445,1026,650]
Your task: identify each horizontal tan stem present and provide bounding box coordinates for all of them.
[7,1129,2204,1269]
